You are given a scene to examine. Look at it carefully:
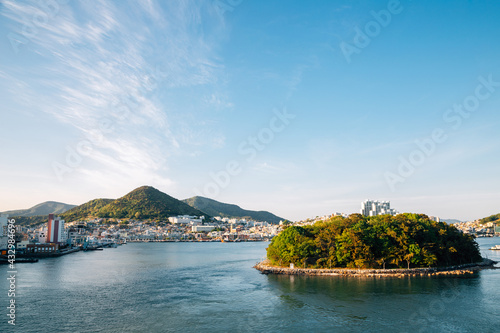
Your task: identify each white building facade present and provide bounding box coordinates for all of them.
[169,215,203,225]
[192,225,215,232]
[360,200,397,216]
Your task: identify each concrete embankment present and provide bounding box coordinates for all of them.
[254,259,497,277]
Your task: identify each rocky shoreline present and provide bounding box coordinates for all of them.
[254,259,498,277]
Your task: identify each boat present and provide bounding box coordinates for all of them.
[0,257,38,264]
[489,245,500,250]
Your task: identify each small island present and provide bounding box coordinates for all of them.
[255,213,496,277]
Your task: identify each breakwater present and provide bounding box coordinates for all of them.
[254,259,497,277]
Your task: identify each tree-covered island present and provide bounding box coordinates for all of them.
[267,213,482,269]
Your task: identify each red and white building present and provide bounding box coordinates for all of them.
[47,214,67,244]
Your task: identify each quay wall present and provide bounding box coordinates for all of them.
[254,259,497,277]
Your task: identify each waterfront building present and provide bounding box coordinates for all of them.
[47,214,67,244]
[0,214,8,236]
[360,200,397,216]
[38,228,48,243]
[26,243,59,254]
[16,240,30,251]
[192,225,215,232]
[0,236,7,253]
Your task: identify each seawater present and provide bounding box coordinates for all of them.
[1,238,499,332]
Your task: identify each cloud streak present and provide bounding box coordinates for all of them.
[0,0,228,191]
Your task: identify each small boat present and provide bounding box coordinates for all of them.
[489,245,500,250]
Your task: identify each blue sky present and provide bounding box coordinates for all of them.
[1,0,500,221]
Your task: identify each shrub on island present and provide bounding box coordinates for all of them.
[267,213,481,269]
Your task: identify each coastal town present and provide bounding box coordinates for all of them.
[1,199,499,260]
[0,213,283,259]
[453,220,500,237]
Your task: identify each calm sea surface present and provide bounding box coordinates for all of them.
[2,238,500,332]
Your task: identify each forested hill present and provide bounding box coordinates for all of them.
[61,198,114,221]
[267,213,481,269]
[61,186,208,221]
[481,213,500,223]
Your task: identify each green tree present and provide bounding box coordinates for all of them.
[266,213,482,269]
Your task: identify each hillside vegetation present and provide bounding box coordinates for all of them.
[267,213,481,269]
[61,198,114,221]
[9,215,48,227]
[481,213,500,223]
[59,186,208,221]
[96,186,207,220]
[183,196,284,224]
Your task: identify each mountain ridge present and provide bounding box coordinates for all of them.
[60,186,208,221]
[7,187,283,225]
[182,196,285,224]
[96,186,208,219]
[1,201,76,217]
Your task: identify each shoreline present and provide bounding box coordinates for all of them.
[127,239,270,243]
[254,259,498,277]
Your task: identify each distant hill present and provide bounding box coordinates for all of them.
[9,215,48,227]
[442,219,463,224]
[182,196,285,224]
[1,201,76,217]
[61,186,208,221]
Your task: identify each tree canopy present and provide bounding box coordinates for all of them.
[267,213,481,269]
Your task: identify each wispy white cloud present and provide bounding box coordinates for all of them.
[204,93,234,109]
[0,0,228,188]
[252,162,283,174]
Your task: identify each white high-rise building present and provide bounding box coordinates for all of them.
[47,214,67,244]
[0,214,8,251]
[360,200,397,216]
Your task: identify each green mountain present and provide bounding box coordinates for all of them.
[61,198,114,221]
[1,201,76,217]
[61,186,208,221]
[97,186,207,220]
[182,196,285,224]
[481,213,500,223]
